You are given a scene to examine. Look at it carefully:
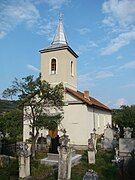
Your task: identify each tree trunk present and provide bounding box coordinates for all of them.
[119,126,124,138]
[31,131,39,158]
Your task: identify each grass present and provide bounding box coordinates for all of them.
[71,149,118,180]
[0,158,18,180]
[31,160,53,179]
[0,148,118,180]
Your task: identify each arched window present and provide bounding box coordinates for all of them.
[71,61,74,76]
[51,59,56,74]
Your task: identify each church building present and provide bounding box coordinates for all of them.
[39,17,112,148]
[23,17,112,149]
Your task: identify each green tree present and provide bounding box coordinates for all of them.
[0,109,22,142]
[112,105,135,137]
[3,74,64,157]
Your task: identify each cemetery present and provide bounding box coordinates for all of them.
[0,103,135,179]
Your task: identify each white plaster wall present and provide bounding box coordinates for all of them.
[61,104,94,146]
[93,109,112,135]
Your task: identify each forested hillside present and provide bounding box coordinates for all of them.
[0,99,17,114]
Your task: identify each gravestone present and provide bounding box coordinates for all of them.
[103,124,114,149]
[0,132,3,154]
[119,138,135,158]
[91,129,98,153]
[88,133,96,164]
[17,142,31,179]
[83,169,99,180]
[119,127,135,159]
[124,127,133,138]
[0,155,10,168]
[37,133,46,150]
[58,129,72,180]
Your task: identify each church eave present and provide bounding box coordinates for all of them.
[66,87,111,112]
[39,45,78,58]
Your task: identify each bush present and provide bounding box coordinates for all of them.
[0,157,18,179]
[125,157,135,179]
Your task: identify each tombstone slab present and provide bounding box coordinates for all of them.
[88,151,95,164]
[119,138,135,157]
[103,127,114,149]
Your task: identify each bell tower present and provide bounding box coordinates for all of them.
[40,16,78,90]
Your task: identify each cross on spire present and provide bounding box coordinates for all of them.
[59,12,64,21]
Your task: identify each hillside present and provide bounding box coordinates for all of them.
[0,99,17,114]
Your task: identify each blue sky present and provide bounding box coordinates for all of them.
[0,0,135,108]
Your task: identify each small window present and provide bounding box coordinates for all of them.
[71,61,74,76]
[51,59,56,74]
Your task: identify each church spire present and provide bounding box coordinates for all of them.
[51,13,68,46]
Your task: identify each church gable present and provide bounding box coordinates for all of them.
[66,91,83,103]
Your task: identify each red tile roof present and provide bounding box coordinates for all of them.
[66,87,111,112]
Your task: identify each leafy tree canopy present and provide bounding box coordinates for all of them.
[0,109,22,142]
[112,105,135,137]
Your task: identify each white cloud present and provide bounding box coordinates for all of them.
[0,0,70,39]
[36,19,57,41]
[96,71,114,79]
[116,98,126,107]
[77,28,90,35]
[27,64,40,72]
[0,0,40,38]
[102,16,115,27]
[116,55,123,60]
[78,73,92,82]
[102,0,135,26]
[101,30,135,55]
[121,83,135,88]
[48,0,70,10]
[120,60,135,69]
[78,73,95,90]
[101,0,135,55]
[77,41,98,55]
[36,0,70,10]
[0,31,6,39]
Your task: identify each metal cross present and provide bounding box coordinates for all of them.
[59,12,64,21]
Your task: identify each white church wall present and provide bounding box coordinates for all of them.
[87,106,95,136]
[93,109,112,135]
[61,104,94,146]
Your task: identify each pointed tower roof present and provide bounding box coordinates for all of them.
[39,15,78,58]
[51,15,68,46]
